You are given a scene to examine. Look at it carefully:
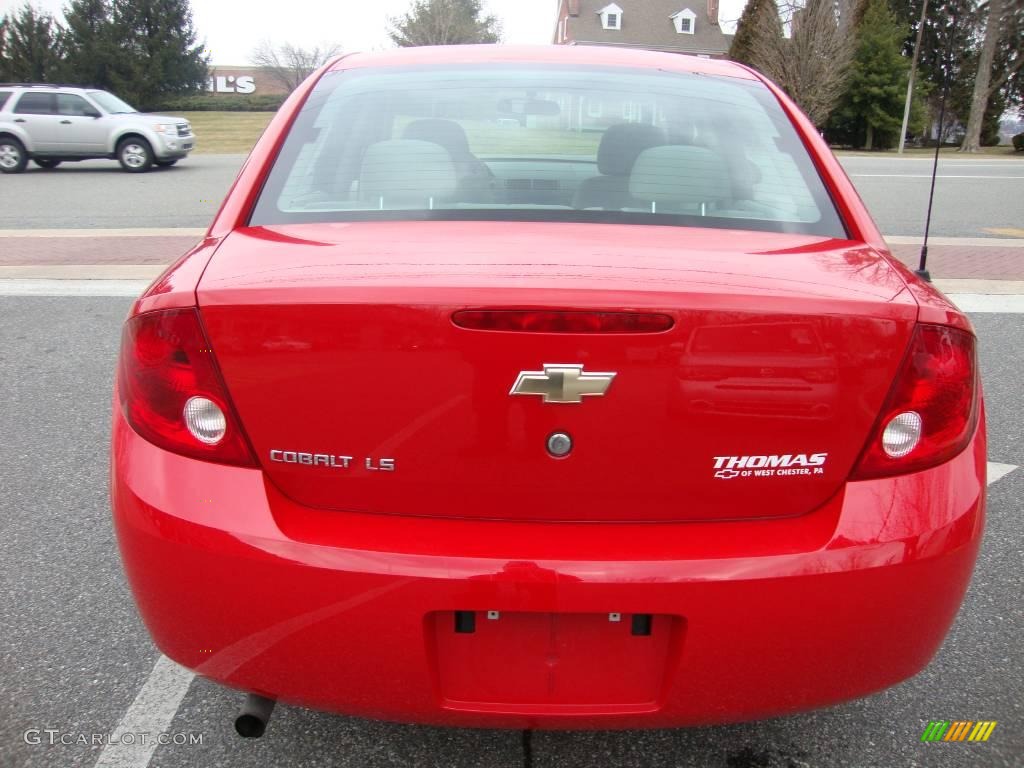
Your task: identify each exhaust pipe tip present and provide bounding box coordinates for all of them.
[234,713,268,739]
[234,693,276,738]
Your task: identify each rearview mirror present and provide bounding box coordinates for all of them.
[84,109,101,118]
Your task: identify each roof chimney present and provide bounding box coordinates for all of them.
[568,0,581,16]
[707,0,720,24]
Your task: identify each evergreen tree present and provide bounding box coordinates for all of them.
[976,0,1022,141]
[59,0,117,87]
[895,0,978,91]
[894,0,981,143]
[388,0,501,47]
[0,16,10,82]
[831,0,910,148]
[959,0,1023,151]
[728,0,783,72]
[5,3,62,83]
[109,0,207,110]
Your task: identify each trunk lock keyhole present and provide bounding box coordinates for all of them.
[546,432,572,458]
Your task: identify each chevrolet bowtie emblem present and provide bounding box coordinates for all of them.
[510,364,617,404]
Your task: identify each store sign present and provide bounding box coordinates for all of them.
[207,75,256,95]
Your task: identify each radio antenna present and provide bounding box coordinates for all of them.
[917,5,959,282]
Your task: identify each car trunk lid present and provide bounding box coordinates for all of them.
[197,221,916,522]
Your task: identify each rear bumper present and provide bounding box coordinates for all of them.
[111,406,985,729]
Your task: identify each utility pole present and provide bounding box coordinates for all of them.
[899,0,930,154]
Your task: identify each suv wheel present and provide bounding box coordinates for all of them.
[34,158,61,169]
[0,138,28,174]
[117,138,154,173]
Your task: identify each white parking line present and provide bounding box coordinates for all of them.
[946,294,1024,313]
[92,655,195,768]
[935,279,1024,295]
[851,174,1024,179]
[0,279,151,296]
[841,160,1020,167]
[987,462,1018,485]
[0,265,164,280]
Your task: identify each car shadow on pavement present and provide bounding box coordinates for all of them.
[25,164,189,174]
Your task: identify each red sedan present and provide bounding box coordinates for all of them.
[111,45,984,734]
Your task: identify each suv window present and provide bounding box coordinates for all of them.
[87,91,136,114]
[14,92,56,115]
[57,93,96,117]
[251,65,846,238]
[0,90,12,110]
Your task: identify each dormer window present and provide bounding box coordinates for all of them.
[599,3,623,30]
[670,9,697,34]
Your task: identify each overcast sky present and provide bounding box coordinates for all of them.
[2,0,747,65]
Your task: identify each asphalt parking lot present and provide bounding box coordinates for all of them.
[0,297,1020,768]
[1,149,1023,768]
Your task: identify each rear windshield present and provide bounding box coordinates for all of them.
[251,65,846,237]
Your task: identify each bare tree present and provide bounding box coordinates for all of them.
[752,0,860,127]
[388,0,501,47]
[959,0,1024,152]
[729,0,784,68]
[250,40,343,93]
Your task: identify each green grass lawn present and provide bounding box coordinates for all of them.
[397,115,601,156]
[465,125,601,156]
[171,111,1024,159]
[175,112,604,157]
[175,112,602,156]
[174,111,275,154]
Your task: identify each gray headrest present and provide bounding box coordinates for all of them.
[598,123,666,176]
[359,140,457,204]
[402,119,473,161]
[629,146,732,208]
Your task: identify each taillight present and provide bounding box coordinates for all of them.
[851,324,978,479]
[117,308,256,466]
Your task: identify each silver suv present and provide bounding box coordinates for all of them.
[0,84,196,174]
